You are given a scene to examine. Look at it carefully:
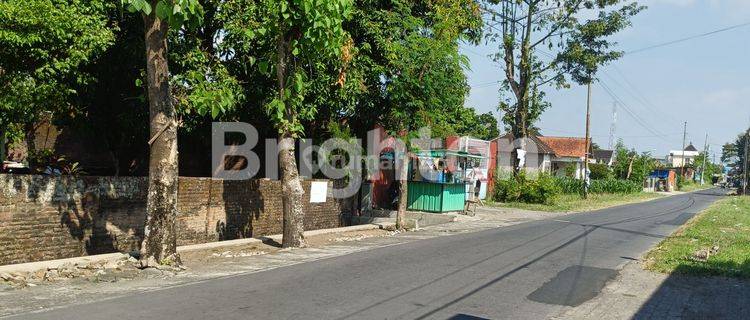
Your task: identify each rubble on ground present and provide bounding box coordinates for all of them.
[690,245,720,262]
[0,256,157,289]
[211,250,268,258]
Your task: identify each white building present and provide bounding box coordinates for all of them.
[494,134,587,179]
[666,143,700,167]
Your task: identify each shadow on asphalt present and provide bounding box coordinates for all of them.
[632,260,750,319]
[446,314,490,320]
[340,190,727,320]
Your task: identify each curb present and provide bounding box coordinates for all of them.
[0,223,396,274]
[0,253,129,275]
[256,223,394,243]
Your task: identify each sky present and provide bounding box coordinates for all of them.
[461,0,750,161]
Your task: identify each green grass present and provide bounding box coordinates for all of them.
[487,192,664,213]
[678,181,714,192]
[645,196,750,278]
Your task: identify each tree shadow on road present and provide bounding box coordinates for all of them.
[633,260,750,320]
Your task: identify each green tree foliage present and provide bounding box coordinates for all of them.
[221,0,352,137]
[588,163,612,180]
[0,0,114,138]
[493,172,560,204]
[338,0,483,228]
[483,0,643,173]
[694,152,722,183]
[722,131,748,178]
[612,141,655,183]
[220,0,354,247]
[376,0,482,136]
[448,111,500,141]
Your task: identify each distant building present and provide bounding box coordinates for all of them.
[537,136,588,178]
[666,143,700,167]
[591,149,615,167]
[492,134,587,179]
[493,133,554,176]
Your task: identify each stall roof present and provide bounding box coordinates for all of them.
[414,149,486,159]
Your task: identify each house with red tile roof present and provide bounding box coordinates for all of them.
[491,134,588,179]
[536,136,588,178]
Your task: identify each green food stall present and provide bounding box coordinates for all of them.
[406,150,485,213]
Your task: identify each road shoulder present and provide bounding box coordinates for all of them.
[0,206,561,318]
[551,260,750,319]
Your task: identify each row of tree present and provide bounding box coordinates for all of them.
[0,0,500,266]
[0,0,643,266]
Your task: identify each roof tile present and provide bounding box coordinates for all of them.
[537,136,587,158]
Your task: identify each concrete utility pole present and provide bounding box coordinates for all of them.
[608,101,617,150]
[583,82,592,199]
[700,133,708,185]
[680,122,687,181]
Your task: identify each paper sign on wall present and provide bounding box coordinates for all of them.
[310,181,328,203]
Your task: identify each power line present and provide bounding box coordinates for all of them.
[462,47,504,69]
[598,81,677,144]
[538,126,680,139]
[470,80,501,89]
[605,66,683,127]
[625,21,750,56]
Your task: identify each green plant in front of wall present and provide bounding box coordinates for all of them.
[589,163,613,180]
[493,172,561,204]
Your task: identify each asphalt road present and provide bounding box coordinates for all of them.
[10,189,727,320]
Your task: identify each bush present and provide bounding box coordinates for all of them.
[589,163,612,180]
[493,172,561,204]
[555,177,583,194]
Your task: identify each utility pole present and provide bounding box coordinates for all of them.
[680,121,687,182]
[744,128,749,195]
[700,133,708,185]
[583,81,592,199]
[608,101,617,149]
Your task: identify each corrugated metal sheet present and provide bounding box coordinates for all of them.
[407,181,465,212]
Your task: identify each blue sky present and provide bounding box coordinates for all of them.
[461,0,750,160]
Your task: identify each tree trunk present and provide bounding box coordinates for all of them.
[276,35,306,248]
[505,4,536,179]
[140,12,180,267]
[626,155,635,180]
[0,129,6,164]
[396,149,409,229]
[510,109,528,178]
[279,137,306,247]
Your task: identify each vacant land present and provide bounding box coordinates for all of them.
[645,196,750,278]
[489,192,664,213]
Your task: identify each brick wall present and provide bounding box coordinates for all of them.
[0,174,354,265]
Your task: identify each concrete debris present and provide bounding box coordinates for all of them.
[211,250,268,258]
[331,234,369,242]
[690,246,720,262]
[1,255,148,289]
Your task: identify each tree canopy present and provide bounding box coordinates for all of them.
[0,0,114,139]
[483,0,643,138]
